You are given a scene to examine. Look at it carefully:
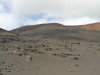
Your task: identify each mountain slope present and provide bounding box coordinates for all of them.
[11,22,100,41]
[11,23,64,34]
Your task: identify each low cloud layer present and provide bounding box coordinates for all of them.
[0,0,100,30]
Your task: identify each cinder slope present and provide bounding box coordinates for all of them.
[81,22,100,31]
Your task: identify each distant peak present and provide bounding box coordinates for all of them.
[37,23,64,26]
[0,28,6,31]
[93,22,100,24]
[81,22,100,31]
[44,23,62,25]
[0,28,16,35]
[86,22,100,25]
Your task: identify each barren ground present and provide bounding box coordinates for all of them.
[0,35,100,75]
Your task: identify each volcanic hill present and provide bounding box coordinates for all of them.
[10,22,100,41]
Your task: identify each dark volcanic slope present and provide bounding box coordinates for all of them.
[0,28,16,35]
[11,23,64,34]
[11,23,100,41]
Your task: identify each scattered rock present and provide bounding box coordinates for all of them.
[13,50,18,55]
[16,70,19,72]
[0,73,3,75]
[25,56,32,63]
[73,57,79,60]
[74,64,79,67]
[69,70,73,72]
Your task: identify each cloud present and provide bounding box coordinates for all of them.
[0,5,5,12]
[0,13,18,30]
[11,0,100,18]
[0,0,100,30]
[22,16,97,26]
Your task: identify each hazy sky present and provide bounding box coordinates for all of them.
[0,0,100,30]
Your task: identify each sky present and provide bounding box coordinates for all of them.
[0,0,100,30]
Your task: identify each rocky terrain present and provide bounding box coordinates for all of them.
[0,22,100,75]
[0,35,100,75]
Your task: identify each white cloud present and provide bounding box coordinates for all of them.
[0,0,100,30]
[11,0,100,18]
[61,17,98,25]
[0,13,19,30]
[22,17,97,26]
[0,5,5,12]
